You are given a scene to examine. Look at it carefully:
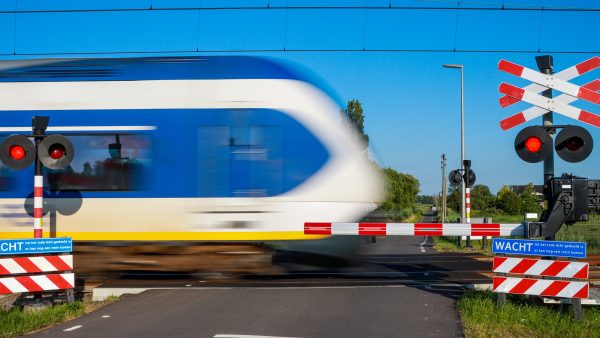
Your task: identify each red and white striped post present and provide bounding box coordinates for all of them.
[465,187,471,223]
[31,116,49,239]
[33,175,43,238]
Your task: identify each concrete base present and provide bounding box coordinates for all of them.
[93,288,151,301]
[21,299,53,312]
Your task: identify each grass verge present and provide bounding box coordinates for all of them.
[0,296,117,337]
[432,236,493,255]
[458,289,600,338]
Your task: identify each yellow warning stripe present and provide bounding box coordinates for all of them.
[0,231,328,241]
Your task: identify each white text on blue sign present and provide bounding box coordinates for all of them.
[0,238,73,256]
[492,238,586,259]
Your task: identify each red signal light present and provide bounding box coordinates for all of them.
[524,136,542,153]
[9,145,26,160]
[514,126,552,163]
[48,144,65,160]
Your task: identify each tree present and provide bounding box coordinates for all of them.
[381,167,420,218]
[470,184,495,212]
[341,99,369,147]
[447,186,461,214]
[496,186,522,215]
[520,183,542,214]
[417,195,434,204]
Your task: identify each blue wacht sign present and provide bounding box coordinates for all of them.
[0,238,72,256]
[492,238,586,259]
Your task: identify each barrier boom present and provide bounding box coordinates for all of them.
[304,222,525,237]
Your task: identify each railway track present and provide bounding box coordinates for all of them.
[78,252,600,293]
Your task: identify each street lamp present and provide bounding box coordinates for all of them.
[443,63,465,223]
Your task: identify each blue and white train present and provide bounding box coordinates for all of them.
[0,56,382,272]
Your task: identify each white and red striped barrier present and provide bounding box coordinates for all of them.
[0,273,74,295]
[0,255,73,276]
[304,222,524,237]
[493,276,589,299]
[493,257,588,279]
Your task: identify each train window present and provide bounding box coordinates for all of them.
[196,109,329,197]
[0,136,13,191]
[47,134,151,191]
[0,165,11,191]
[198,126,282,197]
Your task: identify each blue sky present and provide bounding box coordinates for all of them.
[0,0,599,195]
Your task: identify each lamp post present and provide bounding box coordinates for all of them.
[443,64,465,223]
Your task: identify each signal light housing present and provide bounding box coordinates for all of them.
[38,134,74,170]
[464,169,476,187]
[448,170,462,187]
[555,125,593,163]
[0,135,35,170]
[515,126,552,163]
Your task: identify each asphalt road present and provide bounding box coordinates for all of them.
[33,284,462,338]
[32,230,466,338]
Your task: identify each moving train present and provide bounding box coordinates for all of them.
[0,56,383,274]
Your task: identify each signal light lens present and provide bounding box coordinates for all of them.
[555,126,593,163]
[9,145,26,160]
[48,144,65,160]
[565,137,584,152]
[524,136,542,153]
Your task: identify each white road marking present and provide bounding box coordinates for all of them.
[185,284,192,287]
[63,325,82,332]
[420,247,426,253]
[214,335,301,338]
[419,236,429,247]
[102,315,110,318]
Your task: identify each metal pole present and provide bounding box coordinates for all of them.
[32,116,48,239]
[460,66,466,224]
[442,64,466,223]
[536,56,555,240]
[441,154,447,223]
[464,159,471,248]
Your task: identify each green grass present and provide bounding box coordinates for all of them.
[432,236,493,255]
[458,289,600,338]
[556,221,600,255]
[0,302,85,338]
[0,296,119,337]
[431,210,600,254]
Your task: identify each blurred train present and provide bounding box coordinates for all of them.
[0,56,383,274]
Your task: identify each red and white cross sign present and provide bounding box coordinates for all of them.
[498,56,600,130]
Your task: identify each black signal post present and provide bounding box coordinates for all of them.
[32,116,49,182]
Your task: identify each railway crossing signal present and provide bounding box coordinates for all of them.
[0,116,74,238]
[0,122,74,171]
[447,164,476,187]
[499,57,598,163]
